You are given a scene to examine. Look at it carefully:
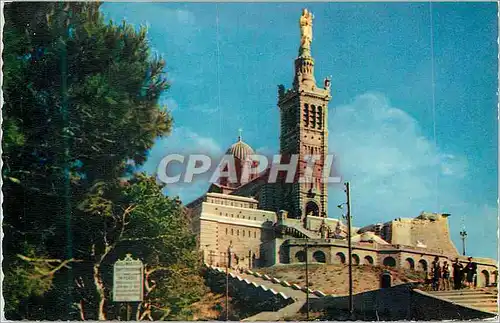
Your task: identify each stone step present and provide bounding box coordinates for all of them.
[438,300,498,314]
[451,298,498,304]
[429,291,496,298]
[463,303,498,313]
[439,294,497,301]
[430,289,493,295]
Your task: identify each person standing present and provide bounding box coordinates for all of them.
[431,256,441,291]
[452,258,464,290]
[464,257,477,289]
[441,261,451,290]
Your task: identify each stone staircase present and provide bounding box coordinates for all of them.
[206,266,328,321]
[427,288,498,314]
[278,223,321,239]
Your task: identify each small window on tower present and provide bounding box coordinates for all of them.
[231,229,234,235]
[311,105,316,128]
[243,230,245,237]
[226,228,228,235]
[237,230,240,236]
[318,106,323,129]
[303,103,309,127]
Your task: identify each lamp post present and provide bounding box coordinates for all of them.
[204,244,211,265]
[226,242,232,321]
[345,182,353,319]
[460,229,467,256]
[339,182,353,319]
[305,238,310,320]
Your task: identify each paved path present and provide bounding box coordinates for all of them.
[220,268,317,321]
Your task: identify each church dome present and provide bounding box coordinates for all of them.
[226,136,255,161]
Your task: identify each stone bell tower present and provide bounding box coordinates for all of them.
[277,9,332,223]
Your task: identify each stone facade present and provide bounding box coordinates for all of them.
[186,9,497,288]
[187,192,276,268]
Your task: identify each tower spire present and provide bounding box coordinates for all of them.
[294,9,316,90]
[238,128,243,141]
[299,8,314,57]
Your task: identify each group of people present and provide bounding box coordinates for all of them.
[430,256,477,291]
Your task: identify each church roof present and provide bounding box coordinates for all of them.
[226,136,255,161]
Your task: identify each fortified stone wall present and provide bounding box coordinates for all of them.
[390,214,459,256]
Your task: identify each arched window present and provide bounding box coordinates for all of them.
[313,251,326,263]
[254,232,257,238]
[237,230,239,236]
[418,259,428,272]
[296,250,306,262]
[303,104,309,127]
[480,270,490,287]
[310,105,316,128]
[317,106,323,129]
[305,201,319,217]
[364,255,374,265]
[226,228,228,235]
[383,257,396,267]
[352,254,360,265]
[336,252,346,264]
[231,229,234,235]
[405,258,415,270]
[243,230,245,237]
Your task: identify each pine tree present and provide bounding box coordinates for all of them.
[2,2,205,319]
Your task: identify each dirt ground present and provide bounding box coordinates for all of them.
[257,263,424,295]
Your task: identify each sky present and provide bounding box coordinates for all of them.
[101,2,498,260]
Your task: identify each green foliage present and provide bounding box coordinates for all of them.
[74,174,207,320]
[2,2,203,320]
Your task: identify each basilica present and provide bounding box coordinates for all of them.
[186,10,497,288]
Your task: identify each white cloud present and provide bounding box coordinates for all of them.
[174,9,196,25]
[329,93,467,222]
[161,97,178,112]
[140,127,222,202]
[327,92,496,258]
[190,103,220,114]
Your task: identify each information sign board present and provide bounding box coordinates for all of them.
[113,254,144,302]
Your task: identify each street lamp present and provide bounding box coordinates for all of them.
[303,238,309,320]
[226,242,233,321]
[339,182,354,319]
[204,244,212,266]
[460,229,467,256]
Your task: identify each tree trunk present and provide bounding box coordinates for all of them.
[77,300,85,320]
[93,264,107,320]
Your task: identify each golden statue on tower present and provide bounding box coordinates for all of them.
[299,8,314,54]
